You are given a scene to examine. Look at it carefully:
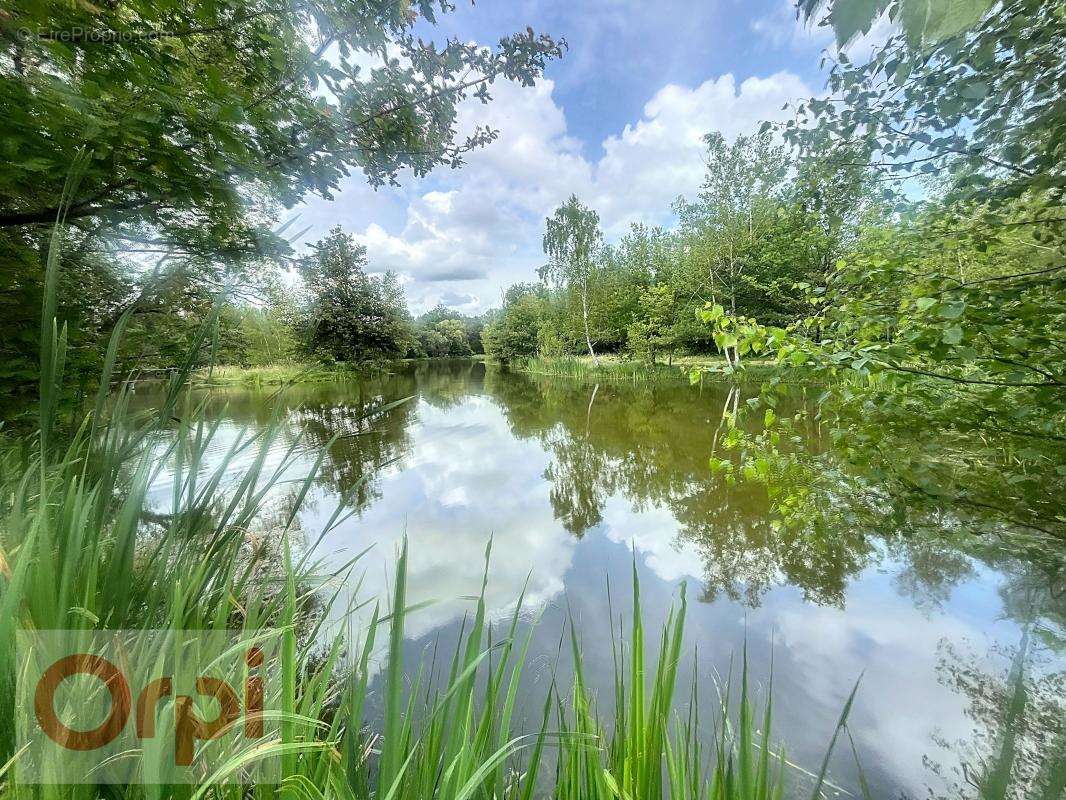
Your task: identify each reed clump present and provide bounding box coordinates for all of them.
[509,355,823,388]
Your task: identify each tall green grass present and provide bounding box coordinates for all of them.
[0,202,863,799]
[510,356,822,387]
[191,364,380,388]
[512,356,689,384]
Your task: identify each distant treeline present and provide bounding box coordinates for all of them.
[483,129,870,365]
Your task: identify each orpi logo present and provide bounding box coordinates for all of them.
[16,631,280,784]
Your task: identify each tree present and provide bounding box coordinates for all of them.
[415,305,485,355]
[0,234,128,409]
[628,284,676,364]
[297,227,413,362]
[236,303,300,367]
[0,1,563,400]
[0,1,564,265]
[540,195,604,365]
[434,319,472,356]
[482,288,545,363]
[417,318,473,357]
[588,228,658,353]
[675,131,788,366]
[699,0,1065,548]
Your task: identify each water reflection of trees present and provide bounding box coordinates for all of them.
[482,367,1065,797]
[482,368,876,605]
[196,364,1061,618]
[293,379,417,509]
[481,368,1065,612]
[173,363,1062,798]
[410,358,485,411]
[185,361,488,515]
[889,537,977,612]
[922,561,1064,800]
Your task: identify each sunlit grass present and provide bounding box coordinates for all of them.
[193,363,376,387]
[513,355,691,383]
[512,355,820,386]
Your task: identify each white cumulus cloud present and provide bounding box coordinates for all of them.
[296,68,815,313]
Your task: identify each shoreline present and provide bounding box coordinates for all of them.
[191,356,488,387]
[188,353,818,388]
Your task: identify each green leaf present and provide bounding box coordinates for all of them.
[828,0,889,47]
[939,300,966,319]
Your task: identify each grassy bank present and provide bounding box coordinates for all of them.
[191,354,798,390]
[192,363,377,387]
[508,354,809,384]
[192,356,487,387]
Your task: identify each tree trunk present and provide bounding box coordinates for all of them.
[728,243,740,366]
[979,626,1030,797]
[581,285,599,366]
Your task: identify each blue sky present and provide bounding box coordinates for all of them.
[294,0,889,314]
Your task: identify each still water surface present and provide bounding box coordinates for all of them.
[143,360,1063,799]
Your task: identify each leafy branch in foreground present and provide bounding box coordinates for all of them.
[697,200,1064,542]
[694,0,1064,557]
[790,0,1063,210]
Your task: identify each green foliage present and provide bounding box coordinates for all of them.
[416,318,472,357]
[705,201,1064,542]
[697,0,1065,556]
[628,284,678,363]
[297,227,415,363]
[413,306,484,357]
[674,130,870,364]
[798,0,997,49]
[493,134,867,367]
[0,231,128,411]
[0,0,564,264]
[0,0,564,405]
[482,289,546,363]
[541,195,605,363]
[787,0,1063,211]
[234,295,302,367]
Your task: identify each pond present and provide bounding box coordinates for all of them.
[141,360,1063,799]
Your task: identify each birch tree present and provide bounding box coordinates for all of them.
[540,195,604,365]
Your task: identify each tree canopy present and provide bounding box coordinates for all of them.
[297,226,413,362]
[1,0,565,263]
[540,195,604,364]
